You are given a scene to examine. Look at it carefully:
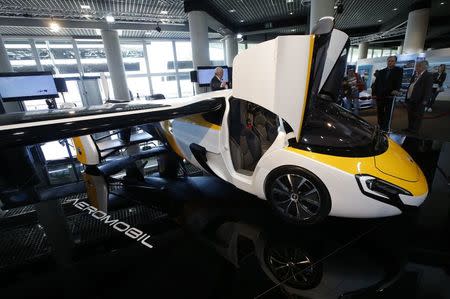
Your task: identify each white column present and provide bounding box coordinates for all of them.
[403,7,430,54]
[0,34,23,113]
[224,34,238,67]
[101,29,130,101]
[188,10,210,94]
[358,42,369,60]
[310,0,335,33]
[188,11,210,68]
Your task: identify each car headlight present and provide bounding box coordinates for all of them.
[356,174,412,199]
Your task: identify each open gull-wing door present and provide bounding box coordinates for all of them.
[232,17,349,141]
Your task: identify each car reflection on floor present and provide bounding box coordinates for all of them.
[145,175,414,299]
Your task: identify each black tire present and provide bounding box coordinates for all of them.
[158,152,181,178]
[265,166,331,225]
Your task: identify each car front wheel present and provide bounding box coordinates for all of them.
[265,166,331,225]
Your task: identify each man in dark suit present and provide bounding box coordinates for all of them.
[372,56,403,131]
[405,60,433,134]
[210,67,228,91]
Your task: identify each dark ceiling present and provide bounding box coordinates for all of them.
[0,0,448,48]
[199,0,450,48]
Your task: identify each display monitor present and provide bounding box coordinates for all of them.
[0,72,59,101]
[197,66,229,87]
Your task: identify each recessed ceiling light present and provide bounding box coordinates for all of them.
[229,9,236,13]
[440,1,445,4]
[286,0,294,3]
[289,12,293,15]
[105,15,115,23]
[378,19,382,22]
[393,7,398,11]
[236,33,243,38]
[161,10,168,14]
[81,4,91,10]
[49,21,61,32]
[240,19,244,23]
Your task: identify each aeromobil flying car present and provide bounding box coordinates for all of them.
[154,19,428,225]
[0,18,428,225]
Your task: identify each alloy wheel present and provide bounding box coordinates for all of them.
[270,174,321,221]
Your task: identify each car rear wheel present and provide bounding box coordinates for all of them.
[265,166,331,225]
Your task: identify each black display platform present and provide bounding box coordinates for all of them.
[0,135,449,299]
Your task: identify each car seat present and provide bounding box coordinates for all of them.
[229,98,262,173]
[253,110,278,153]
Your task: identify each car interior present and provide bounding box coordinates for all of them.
[228,98,279,174]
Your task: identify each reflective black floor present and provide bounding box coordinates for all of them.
[0,135,449,299]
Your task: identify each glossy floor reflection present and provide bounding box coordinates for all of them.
[0,135,449,299]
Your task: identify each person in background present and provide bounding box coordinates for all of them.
[347,69,363,115]
[371,70,380,91]
[426,64,447,112]
[210,67,228,91]
[341,77,352,110]
[404,60,433,134]
[372,56,403,131]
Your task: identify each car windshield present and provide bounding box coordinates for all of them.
[296,99,387,157]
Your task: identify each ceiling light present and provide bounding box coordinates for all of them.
[105,15,115,23]
[393,7,398,11]
[236,33,243,38]
[229,9,236,13]
[240,19,244,23]
[287,0,294,3]
[117,29,123,36]
[291,29,295,32]
[95,29,101,35]
[289,12,293,15]
[160,10,168,14]
[440,1,445,4]
[377,19,382,22]
[82,14,92,18]
[49,21,61,32]
[81,4,91,10]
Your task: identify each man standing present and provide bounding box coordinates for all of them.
[372,56,403,131]
[405,60,433,134]
[210,67,228,91]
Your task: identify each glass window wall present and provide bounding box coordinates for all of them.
[4,40,38,72]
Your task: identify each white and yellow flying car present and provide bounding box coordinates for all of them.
[156,18,428,225]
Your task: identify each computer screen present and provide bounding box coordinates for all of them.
[0,72,59,101]
[197,66,229,87]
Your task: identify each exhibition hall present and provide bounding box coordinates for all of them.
[0,0,449,298]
